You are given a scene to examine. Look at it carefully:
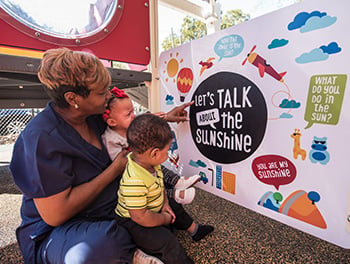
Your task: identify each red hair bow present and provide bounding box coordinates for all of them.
[103,109,111,120]
[110,87,128,98]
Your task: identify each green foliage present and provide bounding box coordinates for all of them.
[180,17,207,42]
[161,9,250,51]
[221,9,250,30]
[161,33,181,50]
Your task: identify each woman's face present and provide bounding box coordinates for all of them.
[79,85,111,115]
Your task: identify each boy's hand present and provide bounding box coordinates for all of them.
[163,212,174,224]
[161,203,175,223]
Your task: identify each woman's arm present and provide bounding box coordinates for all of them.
[34,149,128,226]
[153,101,194,123]
[164,101,194,122]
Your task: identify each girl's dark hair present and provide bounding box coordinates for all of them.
[127,113,172,154]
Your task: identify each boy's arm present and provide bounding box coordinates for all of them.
[129,208,173,227]
[161,189,176,223]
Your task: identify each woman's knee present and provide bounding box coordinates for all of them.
[43,220,135,263]
[79,221,135,261]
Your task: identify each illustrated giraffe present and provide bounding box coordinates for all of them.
[290,128,306,160]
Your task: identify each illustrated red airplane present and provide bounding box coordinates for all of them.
[199,57,215,76]
[242,45,287,83]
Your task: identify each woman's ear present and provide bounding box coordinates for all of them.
[64,91,79,108]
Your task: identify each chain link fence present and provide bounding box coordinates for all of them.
[0,109,41,145]
[0,102,145,145]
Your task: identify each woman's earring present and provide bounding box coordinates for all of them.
[74,104,79,109]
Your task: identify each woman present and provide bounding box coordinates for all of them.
[10,48,192,263]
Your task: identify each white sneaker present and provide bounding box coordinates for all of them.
[133,248,164,264]
[174,175,201,190]
[174,187,196,204]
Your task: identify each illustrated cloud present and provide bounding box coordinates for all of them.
[288,11,326,30]
[268,38,289,49]
[279,99,301,109]
[166,94,174,100]
[300,15,337,33]
[280,113,293,119]
[165,94,174,105]
[320,42,341,54]
[295,48,329,64]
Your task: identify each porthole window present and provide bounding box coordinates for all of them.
[0,0,123,45]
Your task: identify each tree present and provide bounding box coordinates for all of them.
[180,17,207,43]
[221,9,250,30]
[161,31,182,51]
[161,9,250,51]
[161,17,207,50]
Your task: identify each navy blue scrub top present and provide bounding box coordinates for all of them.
[10,102,119,263]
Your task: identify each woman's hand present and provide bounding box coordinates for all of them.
[164,101,194,123]
[111,149,129,176]
[153,112,166,119]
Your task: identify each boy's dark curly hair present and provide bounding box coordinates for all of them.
[127,113,172,154]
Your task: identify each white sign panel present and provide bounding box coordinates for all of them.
[159,0,350,248]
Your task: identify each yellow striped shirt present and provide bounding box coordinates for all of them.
[116,153,164,218]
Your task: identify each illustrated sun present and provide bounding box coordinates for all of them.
[163,52,183,82]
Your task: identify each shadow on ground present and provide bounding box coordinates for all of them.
[1,165,349,263]
[0,243,23,264]
[0,165,21,195]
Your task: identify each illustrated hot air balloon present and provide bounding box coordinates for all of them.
[176,67,193,102]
